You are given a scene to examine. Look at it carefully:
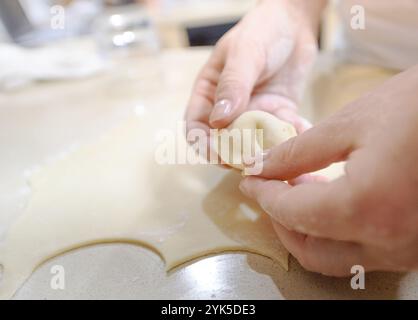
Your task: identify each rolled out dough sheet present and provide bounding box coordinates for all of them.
[0,108,290,299]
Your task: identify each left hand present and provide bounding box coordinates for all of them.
[185,0,322,140]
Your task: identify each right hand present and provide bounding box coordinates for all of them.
[239,64,418,276]
[185,0,324,139]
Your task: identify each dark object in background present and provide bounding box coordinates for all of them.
[105,0,136,6]
[186,21,237,47]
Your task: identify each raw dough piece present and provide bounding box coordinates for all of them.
[215,111,297,171]
[0,109,289,299]
[215,110,345,180]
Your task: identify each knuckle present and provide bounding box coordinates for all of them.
[348,183,406,244]
[293,237,320,273]
[234,37,266,71]
[276,138,298,170]
[217,76,249,97]
[295,237,351,277]
[297,252,318,274]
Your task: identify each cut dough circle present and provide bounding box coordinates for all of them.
[0,109,290,299]
[214,111,297,171]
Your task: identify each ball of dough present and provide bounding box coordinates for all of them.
[214,110,297,171]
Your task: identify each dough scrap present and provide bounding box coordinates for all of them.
[215,111,297,171]
[0,109,290,299]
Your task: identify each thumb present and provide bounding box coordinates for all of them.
[209,45,264,128]
[259,118,358,180]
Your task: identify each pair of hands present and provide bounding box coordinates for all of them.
[185,0,418,276]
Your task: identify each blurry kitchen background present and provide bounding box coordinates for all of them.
[0,0,261,91]
[0,0,255,48]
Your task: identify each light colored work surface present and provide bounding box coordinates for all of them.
[0,47,417,299]
[0,106,290,299]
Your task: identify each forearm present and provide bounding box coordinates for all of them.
[294,0,328,33]
[258,0,328,36]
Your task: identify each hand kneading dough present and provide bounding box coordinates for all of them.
[0,109,289,299]
[215,111,297,171]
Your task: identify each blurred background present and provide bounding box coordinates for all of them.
[0,0,259,90]
[0,0,255,48]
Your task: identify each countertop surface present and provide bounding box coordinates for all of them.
[1,46,417,299]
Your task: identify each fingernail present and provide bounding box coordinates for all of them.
[300,117,313,130]
[210,99,233,123]
[242,149,270,176]
[243,149,270,168]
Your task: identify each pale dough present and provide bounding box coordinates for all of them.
[0,109,291,299]
[216,110,345,181]
[215,111,297,171]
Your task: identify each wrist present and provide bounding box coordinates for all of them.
[290,0,327,36]
[259,0,327,37]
